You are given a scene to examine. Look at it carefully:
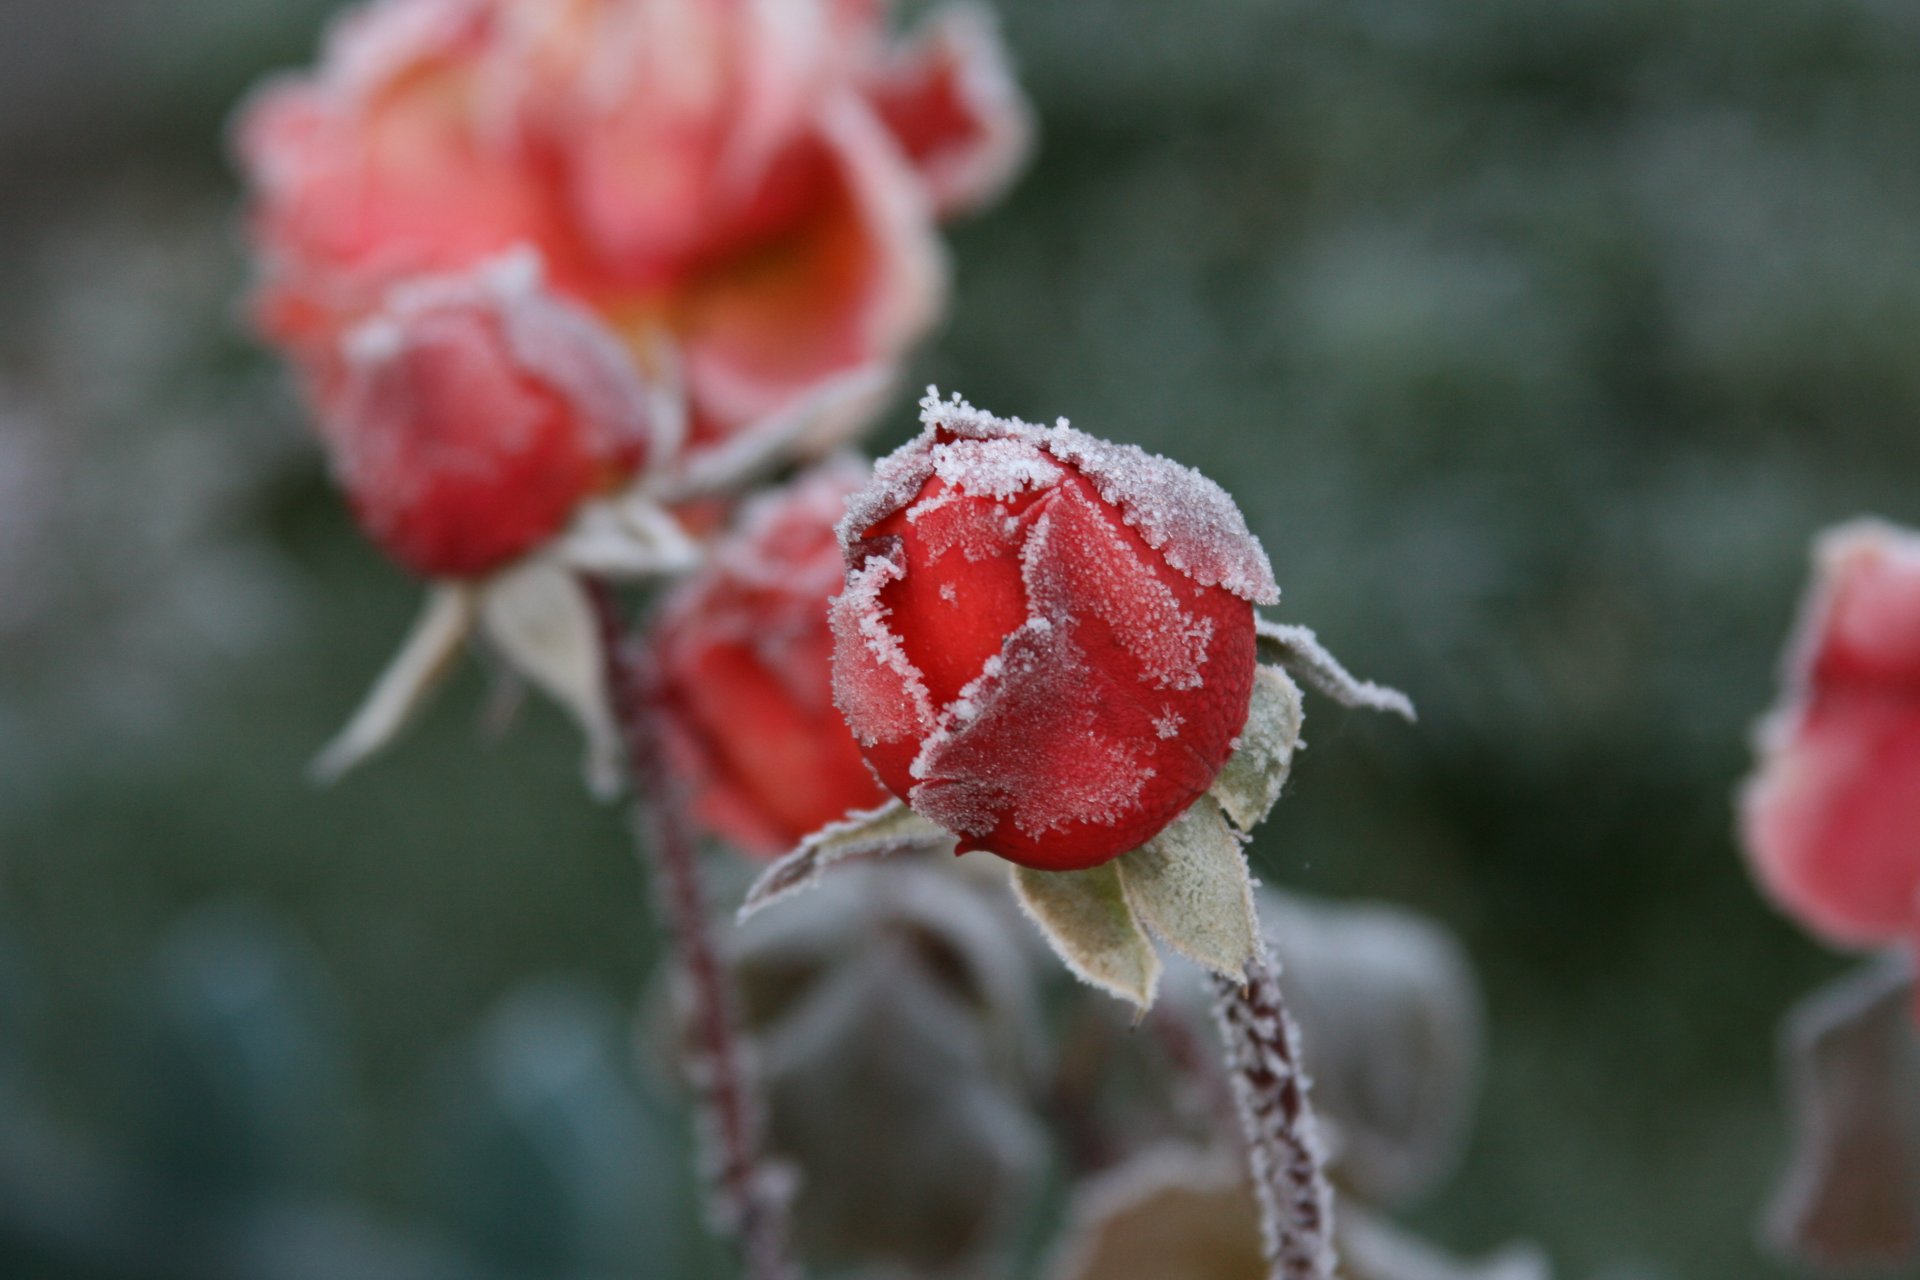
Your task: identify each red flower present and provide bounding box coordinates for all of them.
[654,459,889,855]
[830,392,1280,872]
[1741,520,1920,951]
[320,255,663,579]
[235,0,1030,465]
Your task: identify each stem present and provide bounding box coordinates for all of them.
[1210,949,1337,1280]
[586,578,801,1280]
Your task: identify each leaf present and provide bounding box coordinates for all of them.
[1254,620,1415,722]
[1767,952,1920,1272]
[1043,1148,1263,1280]
[738,801,955,923]
[310,584,477,784]
[1012,863,1161,1012]
[1211,666,1305,831]
[479,562,621,798]
[1116,799,1258,979]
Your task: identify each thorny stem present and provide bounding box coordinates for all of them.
[1211,948,1338,1280]
[585,578,802,1280]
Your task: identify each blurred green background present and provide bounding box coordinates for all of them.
[5,0,1920,1276]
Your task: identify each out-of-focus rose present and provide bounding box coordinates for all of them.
[235,0,1030,467]
[652,458,888,855]
[830,391,1279,871]
[1740,519,1920,952]
[324,254,663,579]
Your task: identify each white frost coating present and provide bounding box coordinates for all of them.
[928,436,1062,500]
[737,800,956,922]
[848,387,1282,604]
[829,547,935,748]
[838,388,1282,612]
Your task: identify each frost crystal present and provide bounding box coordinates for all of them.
[829,546,935,747]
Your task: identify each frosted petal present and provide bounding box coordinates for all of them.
[830,541,936,748]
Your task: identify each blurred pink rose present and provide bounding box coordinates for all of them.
[1741,520,1920,951]
[650,458,888,855]
[237,0,1030,476]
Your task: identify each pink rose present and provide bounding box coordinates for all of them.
[1741,520,1920,950]
[236,0,1030,470]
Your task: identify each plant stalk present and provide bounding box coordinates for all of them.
[1210,948,1338,1280]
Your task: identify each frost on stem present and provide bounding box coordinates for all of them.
[1211,948,1338,1280]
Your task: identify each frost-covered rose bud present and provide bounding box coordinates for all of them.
[830,392,1280,871]
[321,256,659,579]
[1741,519,1920,951]
[652,460,889,855]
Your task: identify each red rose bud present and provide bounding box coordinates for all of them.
[831,391,1280,871]
[322,255,660,579]
[1741,519,1920,950]
[655,459,890,856]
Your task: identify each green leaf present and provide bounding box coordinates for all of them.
[1011,863,1161,1011]
[1210,665,1305,832]
[1254,620,1414,722]
[1117,799,1259,979]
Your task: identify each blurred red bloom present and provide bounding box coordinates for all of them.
[236,0,1030,486]
[653,459,888,855]
[322,255,662,578]
[831,392,1280,872]
[1741,520,1920,951]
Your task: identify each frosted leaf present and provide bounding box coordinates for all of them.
[1116,797,1259,979]
[311,583,476,783]
[1012,862,1161,1011]
[1212,666,1307,831]
[831,543,935,748]
[909,610,1154,840]
[912,387,1280,604]
[738,801,956,923]
[1043,1148,1264,1280]
[1766,953,1920,1272]
[1255,620,1415,722]
[1029,482,1215,690]
[478,561,620,798]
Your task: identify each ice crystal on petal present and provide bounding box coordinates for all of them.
[902,387,1281,604]
[1028,483,1214,691]
[909,612,1154,839]
[829,545,935,748]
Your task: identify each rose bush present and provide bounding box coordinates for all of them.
[830,391,1280,872]
[652,459,888,855]
[1741,519,1920,953]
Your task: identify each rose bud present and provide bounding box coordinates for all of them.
[1740,519,1920,950]
[652,459,889,855]
[830,391,1280,872]
[320,255,660,580]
